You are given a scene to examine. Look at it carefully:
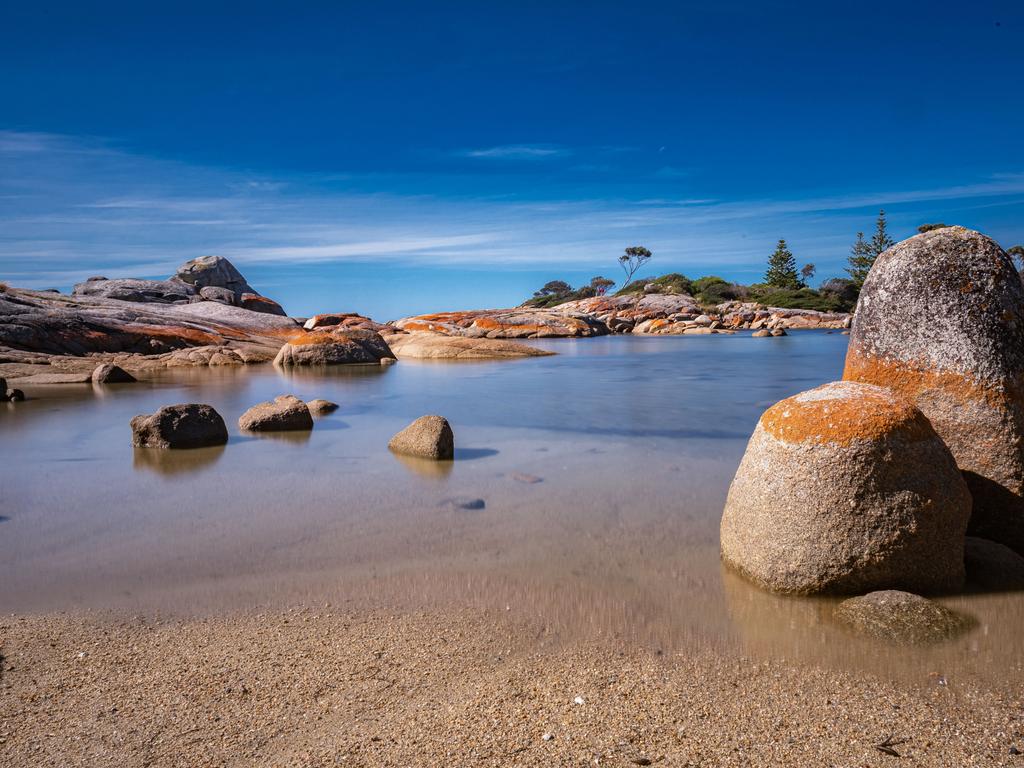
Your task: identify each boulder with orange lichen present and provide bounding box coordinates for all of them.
[720,381,970,595]
[273,327,394,366]
[843,226,1024,554]
[392,308,607,338]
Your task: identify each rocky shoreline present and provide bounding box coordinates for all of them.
[0,257,850,385]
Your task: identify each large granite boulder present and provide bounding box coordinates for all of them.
[130,404,229,449]
[72,278,196,304]
[172,255,256,298]
[238,293,286,316]
[238,395,313,432]
[833,590,976,645]
[720,381,971,595]
[388,415,454,460]
[843,227,1024,554]
[273,328,395,366]
[383,332,554,360]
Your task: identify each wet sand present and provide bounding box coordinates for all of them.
[2,608,1021,767]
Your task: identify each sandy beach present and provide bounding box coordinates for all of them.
[2,607,1021,767]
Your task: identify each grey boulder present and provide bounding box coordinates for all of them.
[131,404,229,449]
[843,227,1024,554]
[388,415,454,460]
[306,398,339,416]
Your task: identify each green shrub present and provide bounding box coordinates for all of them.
[754,287,849,312]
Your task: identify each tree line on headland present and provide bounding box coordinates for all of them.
[524,213,1024,313]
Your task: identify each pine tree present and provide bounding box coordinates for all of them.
[765,239,800,288]
[847,232,873,287]
[848,210,895,287]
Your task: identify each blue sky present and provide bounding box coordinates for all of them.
[2,1,1023,319]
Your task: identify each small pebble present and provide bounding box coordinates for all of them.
[542,733,554,741]
[574,696,585,705]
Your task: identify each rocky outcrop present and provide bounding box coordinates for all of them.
[238,395,314,432]
[396,294,849,339]
[0,286,300,370]
[833,590,976,645]
[273,328,394,366]
[720,381,971,595]
[73,256,286,316]
[130,404,229,449]
[843,227,1024,554]
[91,363,136,384]
[303,313,387,332]
[172,255,256,298]
[393,308,606,339]
[388,415,454,460]
[72,278,196,304]
[383,332,554,360]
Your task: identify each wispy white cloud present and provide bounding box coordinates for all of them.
[459,144,569,159]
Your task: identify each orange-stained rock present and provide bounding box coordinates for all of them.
[383,332,554,360]
[843,226,1024,554]
[393,309,606,338]
[273,328,394,366]
[303,313,386,332]
[721,381,971,595]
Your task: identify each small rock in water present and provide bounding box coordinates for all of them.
[239,395,314,432]
[131,404,229,449]
[6,388,25,402]
[306,398,339,416]
[388,415,454,460]
[834,590,976,645]
[440,497,486,511]
[512,473,543,484]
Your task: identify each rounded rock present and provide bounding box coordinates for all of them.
[306,398,339,416]
[131,404,229,449]
[91,363,137,384]
[239,395,314,432]
[720,381,971,595]
[843,227,1024,553]
[388,415,454,461]
[833,590,976,645]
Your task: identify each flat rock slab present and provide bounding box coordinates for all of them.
[385,333,554,360]
[10,373,92,384]
[833,590,976,645]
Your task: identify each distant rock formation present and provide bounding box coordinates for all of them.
[843,226,1024,555]
[383,332,554,359]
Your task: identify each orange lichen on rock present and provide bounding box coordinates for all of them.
[843,346,1020,410]
[121,324,224,347]
[760,381,935,447]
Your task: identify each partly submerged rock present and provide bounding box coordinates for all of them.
[843,227,1024,554]
[91,363,137,384]
[833,590,976,645]
[306,398,339,416]
[130,404,229,449]
[388,415,454,460]
[273,328,394,366]
[964,536,1024,592]
[239,394,313,432]
[384,332,554,360]
[720,381,971,595]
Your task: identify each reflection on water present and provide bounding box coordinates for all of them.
[1,332,1022,686]
[133,445,226,475]
[392,452,455,479]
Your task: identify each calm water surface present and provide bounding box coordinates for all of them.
[1,332,1021,685]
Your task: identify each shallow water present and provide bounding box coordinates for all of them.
[1,332,1022,686]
